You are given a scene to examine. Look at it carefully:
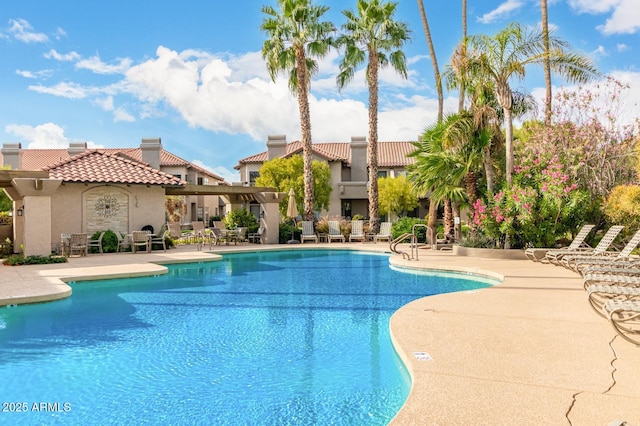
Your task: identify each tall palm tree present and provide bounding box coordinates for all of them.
[417,1,443,122]
[541,0,552,126]
[459,0,467,113]
[261,0,335,220]
[467,22,598,186]
[337,0,410,233]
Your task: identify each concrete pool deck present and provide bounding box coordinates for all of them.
[1,243,638,425]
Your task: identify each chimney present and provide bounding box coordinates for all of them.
[1,143,23,170]
[68,142,88,157]
[141,138,162,169]
[266,135,287,160]
[350,136,367,181]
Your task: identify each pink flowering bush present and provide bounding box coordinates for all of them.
[471,155,591,248]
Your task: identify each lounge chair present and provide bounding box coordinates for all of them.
[563,229,640,272]
[300,221,318,243]
[131,231,150,253]
[524,224,595,263]
[87,231,105,255]
[582,272,640,291]
[587,284,640,318]
[327,221,345,243]
[374,222,392,243]
[349,220,366,242]
[603,299,640,345]
[545,225,624,265]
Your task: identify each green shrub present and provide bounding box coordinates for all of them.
[391,217,427,243]
[224,209,259,233]
[279,221,301,244]
[3,254,68,266]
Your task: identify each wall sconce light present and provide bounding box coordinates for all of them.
[260,210,265,219]
[17,206,24,217]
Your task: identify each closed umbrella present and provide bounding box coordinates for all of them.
[286,188,299,244]
[286,188,298,221]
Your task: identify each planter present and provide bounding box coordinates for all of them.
[453,245,527,260]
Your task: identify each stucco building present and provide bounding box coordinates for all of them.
[235,135,428,219]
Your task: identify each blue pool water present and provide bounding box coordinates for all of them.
[0,250,493,425]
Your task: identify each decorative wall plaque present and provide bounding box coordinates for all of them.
[95,195,121,218]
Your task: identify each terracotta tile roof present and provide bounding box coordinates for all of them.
[42,150,186,186]
[0,146,227,183]
[236,140,416,168]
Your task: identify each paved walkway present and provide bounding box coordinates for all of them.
[1,244,638,425]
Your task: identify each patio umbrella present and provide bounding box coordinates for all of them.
[286,188,299,244]
[286,188,298,221]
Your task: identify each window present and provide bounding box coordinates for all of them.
[172,174,182,180]
[197,177,204,185]
[377,170,388,178]
[249,171,260,186]
[342,201,352,219]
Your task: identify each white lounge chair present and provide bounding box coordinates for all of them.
[604,299,640,345]
[327,221,345,243]
[545,225,624,265]
[564,229,640,272]
[587,284,640,318]
[300,221,318,243]
[374,222,392,243]
[249,227,265,244]
[524,224,594,263]
[349,220,365,242]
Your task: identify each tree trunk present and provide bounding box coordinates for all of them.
[443,198,453,238]
[295,45,315,221]
[427,196,438,246]
[504,106,514,187]
[459,0,467,113]
[483,146,494,195]
[452,201,461,242]
[418,0,443,123]
[541,0,552,126]
[367,48,381,234]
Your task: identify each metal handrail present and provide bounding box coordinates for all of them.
[390,233,415,260]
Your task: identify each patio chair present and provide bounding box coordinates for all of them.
[349,220,366,242]
[149,230,168,252]
[300,221,318,244]
[327,221,345,243]
[68,233,88,257]
[524,224,595,263]
[116,232,129,252]
[248,226,265,244]
[167,222,188,244]
[87,231,105,255]
[545,225,624,266]
[564,229,640,272]
[235,227,248,244]
[603,299,640,345]
[209,228,225,246]
[374,222,392,243]
[60,233,71,256]
[582,272,640,291]
[131,231,150,253]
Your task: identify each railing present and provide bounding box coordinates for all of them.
[389,224,432,261]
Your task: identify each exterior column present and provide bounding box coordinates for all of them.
[255,191,286,244]
[10,178,62,256]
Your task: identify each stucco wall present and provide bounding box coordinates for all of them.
[51,183,166,247]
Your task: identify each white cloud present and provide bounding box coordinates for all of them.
[44,49,81,62]
[75,55,133,74]
[590,45,608,58]
[6,18,48,43]
[94,96,114,111]
[4,122,102,149]
[113,108,135,123]
[191,160,238,183]
[568,0,640,35]
[477,0,525,24]
[16,69,53,79]
[28,82,91,99]
[616,43,629,52]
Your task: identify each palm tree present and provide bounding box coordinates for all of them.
[417,1,443,122]
[541,0,552,126]
[459,0,467,113]
[261,0,335,221]
[466,22,598,186]
[337,0,410,233]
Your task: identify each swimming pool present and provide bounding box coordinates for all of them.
[0,250,493,425]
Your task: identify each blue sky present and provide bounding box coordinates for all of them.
[1,0,639,182]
